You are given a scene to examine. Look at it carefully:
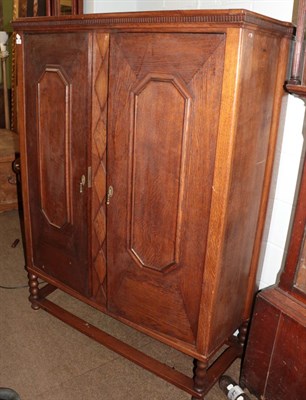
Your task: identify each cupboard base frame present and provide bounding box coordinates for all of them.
[31,282,242,399]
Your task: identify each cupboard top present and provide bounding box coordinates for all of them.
[13,9,293,36]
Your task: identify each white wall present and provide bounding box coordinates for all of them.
[258,97,304,289]
[133,0,293,20]
[84,0,137,13]
[84,0,305,290]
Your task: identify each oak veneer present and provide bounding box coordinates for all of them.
[13,9,293,398]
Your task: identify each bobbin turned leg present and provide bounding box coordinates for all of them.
[238,319,250,389]
[192,359,208,399]
[28,272,40,310]
[238,319,249,347]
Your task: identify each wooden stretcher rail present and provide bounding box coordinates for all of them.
[32,287,242,398]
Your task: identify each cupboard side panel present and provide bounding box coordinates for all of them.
[207,31,286,353]
[244,36,292,313]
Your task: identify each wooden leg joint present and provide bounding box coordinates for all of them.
[28,272,40,310]
[27,286,242,399]
[193,360,208,398]
[238,320,250,347]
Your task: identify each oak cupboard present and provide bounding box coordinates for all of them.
[13,10,293,398]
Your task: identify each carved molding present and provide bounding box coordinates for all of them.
[13,10,293,36]
[37,65,72,229]
[128,73,191,272]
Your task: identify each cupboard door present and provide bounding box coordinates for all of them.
[24,33,90,296]
[107,33,225,344]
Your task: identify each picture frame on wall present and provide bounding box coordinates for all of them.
[16,0,46,17]
[15,0,83,17]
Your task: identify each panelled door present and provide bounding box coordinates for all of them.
[107,33,226,344]
[24,33,91,296]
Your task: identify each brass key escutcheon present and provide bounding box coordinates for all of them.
[79,174,86,193]
[106,186,113,205]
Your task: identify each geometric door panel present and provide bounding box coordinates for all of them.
[107,33,226,344]
[128,73,191,272]
[24,33,90,296]
[37,66,72,229]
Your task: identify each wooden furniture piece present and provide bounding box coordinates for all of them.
[13,10,293,399]
[240,157,306,400]
[241,3,306,398]
[286,0,306,97]
[0,129,19,212]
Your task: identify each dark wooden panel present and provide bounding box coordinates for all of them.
[37,66,71,228]
[129,74,191,271]
[107,33,225,344]
[24,32,90,295]
[266,314,306,399]
[241,288,306,400]
[240,296,281,396]
[112,32,226,84]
